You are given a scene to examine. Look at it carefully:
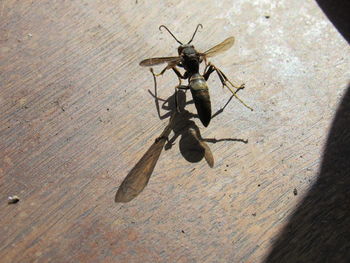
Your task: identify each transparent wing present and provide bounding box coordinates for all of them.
[202,37,235,58]
[139,56,181,67]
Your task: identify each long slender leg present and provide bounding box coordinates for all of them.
[152,66,170,76]
[170,67,189,112]
[153,65,187,87]
[149,69,174,121]
[172,67,188,80]
[152,61,179,76]
[150,66,188,113]
[204,63,253,111]
[204,64,244,91]
[203,64,215,81]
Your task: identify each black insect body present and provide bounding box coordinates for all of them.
[188,73,211,127]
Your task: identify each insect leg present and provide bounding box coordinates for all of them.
[152,65,171,76]
[204,63,253,111]
[152,60,180,76]
[204,64,244,90]
[203,64,215,80]
[172,66,189,112]
[172,67,187,79]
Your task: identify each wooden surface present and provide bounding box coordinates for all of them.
[1,0,349,262]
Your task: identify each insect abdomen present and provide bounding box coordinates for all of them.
[190,75,212,127]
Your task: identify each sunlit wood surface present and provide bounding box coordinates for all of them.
[1,1,349,262]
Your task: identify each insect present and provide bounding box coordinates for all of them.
[140,24,252,127]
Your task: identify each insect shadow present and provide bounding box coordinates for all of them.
[114,74,248,203]
[149,85,248,168]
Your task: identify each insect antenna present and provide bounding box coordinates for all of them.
[159,25,183,45]
[187,24,203,44]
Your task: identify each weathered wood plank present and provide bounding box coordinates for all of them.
[0,0,349,262]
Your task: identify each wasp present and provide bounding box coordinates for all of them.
[140,24,252,127]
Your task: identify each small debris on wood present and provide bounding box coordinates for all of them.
[293,188,298,196]
[8,195,20,204]
[54,100,65,112]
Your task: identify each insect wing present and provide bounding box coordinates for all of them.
[139,56,181,67]
[202,37,235,58]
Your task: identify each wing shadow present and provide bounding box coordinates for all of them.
[115,71,248,203]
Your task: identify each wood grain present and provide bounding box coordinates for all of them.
[0,0,349,262]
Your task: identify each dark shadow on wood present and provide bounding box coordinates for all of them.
[148,76,248,165]
[315,0,350,43]
[115,73,249,203]
[115,114,174,203]
[148,89,248,168]
[264,84,350,262]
